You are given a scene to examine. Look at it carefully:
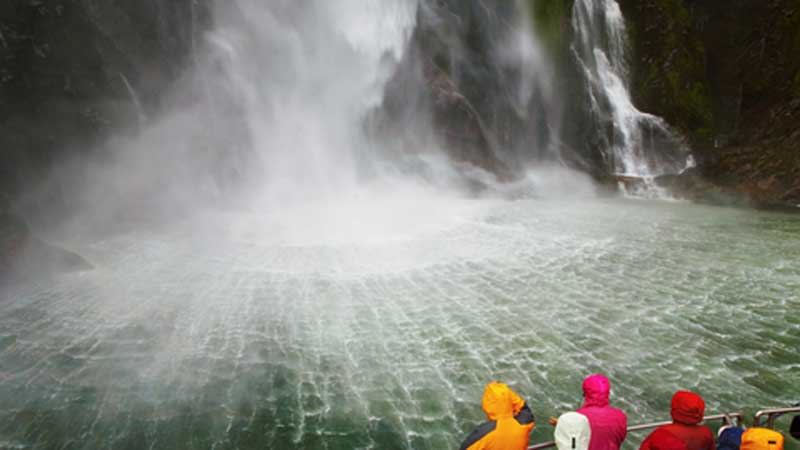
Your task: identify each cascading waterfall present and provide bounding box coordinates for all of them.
[40,0,421,229]
[571,0,693,191]
[200,0,418,203]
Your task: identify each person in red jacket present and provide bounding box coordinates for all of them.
[576,374,628,450]
[640,391,715,450]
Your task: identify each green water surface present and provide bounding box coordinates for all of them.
[0,197,798,449]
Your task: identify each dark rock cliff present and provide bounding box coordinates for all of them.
[0,1,210,276]
[375,0,587,183]
[618,0,800,208]
[1,0,798,209]
[0,0,210,200]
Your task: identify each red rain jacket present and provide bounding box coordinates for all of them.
[577,374,628,450]
[642,429,689,450]
[640,391,715,450]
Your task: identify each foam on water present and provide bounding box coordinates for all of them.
[1,199,798,449]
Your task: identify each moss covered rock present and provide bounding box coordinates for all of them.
[618,0,800,208]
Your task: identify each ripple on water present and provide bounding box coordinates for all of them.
[0,198,799,449]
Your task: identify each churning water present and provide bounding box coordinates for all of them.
[1,197,799,449]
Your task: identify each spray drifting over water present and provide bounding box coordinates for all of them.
[37,0,436,233]
[571,0,694,190]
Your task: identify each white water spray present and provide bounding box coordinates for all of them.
[572,0,693,189]
[204,0,418,205]
[501,2,563,161]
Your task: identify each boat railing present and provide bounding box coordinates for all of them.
[527,412,744,450]
[753,406,800,429]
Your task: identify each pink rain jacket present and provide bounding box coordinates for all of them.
[577,374,628,450]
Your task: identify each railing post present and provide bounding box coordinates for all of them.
[753,407,800,430]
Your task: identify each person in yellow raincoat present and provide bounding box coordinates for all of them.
[459,382,535,450]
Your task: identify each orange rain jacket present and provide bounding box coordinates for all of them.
[459,382,535,450]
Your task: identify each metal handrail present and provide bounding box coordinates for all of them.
[753,406,800,429]
[527,413,743,450]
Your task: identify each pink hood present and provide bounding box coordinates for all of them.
[577,374,627,450]
[582,374,611,408]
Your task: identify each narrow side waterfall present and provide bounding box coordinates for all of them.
[571,0,693,189]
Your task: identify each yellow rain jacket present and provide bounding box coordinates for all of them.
[459,382,535,450]
[740,428,784,450]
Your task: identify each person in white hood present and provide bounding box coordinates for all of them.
[555,412,592,450]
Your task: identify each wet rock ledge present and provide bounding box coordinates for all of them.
[0,210,92,283]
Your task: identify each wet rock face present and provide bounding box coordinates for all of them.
[0,212,92,282]
[375,1,506,177]
[617,0,800,208]
[0,213,28,270]
[377,0,562,181]
[0,0,210,198]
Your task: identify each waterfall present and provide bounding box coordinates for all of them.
[202,0,418,203]
[571,0,693,191]
[504,1,563,162]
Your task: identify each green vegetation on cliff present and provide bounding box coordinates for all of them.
[617,0,800,207]
[617,0,713,144]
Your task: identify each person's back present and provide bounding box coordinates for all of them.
[459,382,535,450]
[716,426,744,450]
[640,391,715,450]
[576,374,627,450]
[643,428,688,450]
[657,424,714,450]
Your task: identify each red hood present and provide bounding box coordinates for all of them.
[671,391,705,425]
[582,374,610,408]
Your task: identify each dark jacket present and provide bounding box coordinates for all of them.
[717,427,744,450]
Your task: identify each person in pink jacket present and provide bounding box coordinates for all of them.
[576,374,628,450]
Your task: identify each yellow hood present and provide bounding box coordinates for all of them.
[482,382,525,421]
